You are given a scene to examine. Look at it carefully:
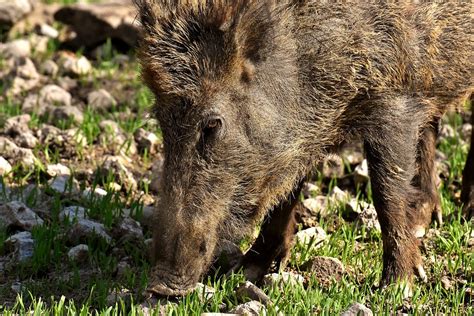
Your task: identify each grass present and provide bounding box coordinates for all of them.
[0,30,472,315]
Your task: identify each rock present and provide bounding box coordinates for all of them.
[98,120,136,155]
[69,218,112,244]
[35,23,58,38]
[113,217,144,241]
[4,114,31,136]
[59,205,87,222]
[149,155,164,193]
[230,301,266,316]
[38,84,72,108]
[341,141,364,166]
[5,57,40,96]
[46,163,71,177]
[82,187,108,199]
[57,76,78,91]
[194,283,216,302]
[58,54,92,77]
[262,272,304,288]
[49,105,84,124]
[28,34,48,54]
[440,276,453,290]
[0,39,30,59]
[0,136,37,167]
[461,123,472,141]
[236,281,271,306]
[0,201,43,230]
[53,0,139,50]
[330,186,351,203]
[321,155,345,179]
[353,202,381,232]
[0,0,36,28]
[302,182,320,198]
[106,288,132,306]
[138,205,155,228]
[98,155,137,190]
[40,60,58,77]
[302,196,327,216]
[0,156,12,175]
[67,244,89,263]
[135,128,160,154]
[116,260,130,277]
[48,174,79,194]
[295,226,327,246]
[4,231,35,262]
[87,89,117,112]
[15,132,38,148]
[439,124,455,139]
[353,159,369,186]
[341,303,373,316]
[302,256,345,285]
[22,93,39,113]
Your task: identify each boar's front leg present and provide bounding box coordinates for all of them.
[461,108,474,219]
[362,97,427,286]
[240,180,304,282]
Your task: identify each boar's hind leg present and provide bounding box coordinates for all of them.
[410,119,443,237]
[363,97,426,286]
[461,108,474,219]
[240,180,304,282]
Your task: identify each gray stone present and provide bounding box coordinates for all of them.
[0,156,12,175]
[48,174,79,194]
[5,57,39,96]
[49,105,84,124]
[38,84,71,107]
[5,231,35,262]
[22,94,39,113]
[295,226,327,246]
[69,218,112,244]
[0,136,37,167]
[98,120,136,155]
[302,256,345,285]
[15,132,38,149]
[341,141,364,166]
[230,300,267,316]
[302,196,328,216]
[194,283,216,302]
[330,186,351,203]
[58,54,92,77]
[262,272,304,288]
[236,281,271,306]
[59,205,87,222]
[353,201,381,232]
[87,89,117,112]
[98,155,137,190]
[302,182,320,198]
[67,244,89,262]
[28,34,48,54]
[0,201,43,230]
[0,39,30,59]
[82,187,108,199]
[40,60,58,77]
[341,303,373,316]
[114,217,143,241]
[461,123,472,141]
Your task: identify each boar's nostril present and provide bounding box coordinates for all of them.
[199,241,207,255]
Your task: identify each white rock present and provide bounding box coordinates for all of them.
[67,244,89,262]
[0,0,35,26]
[341,303,373,316]
[46,163,71,177]
[354,202,381,232]
[230,301,266,316]
[82,187,108,199]
[49,105,84,124]
[40,60,59,77]
[5,231,34,262]
[295,226,327,246]
[194,283,216,302]
[0,39,30,59]
[302,196,327,216]
[262,272,304,288]
[36,23,58,38]
[353,159,369,186]
[48,174,79,194]
[114,217,143,241]
[135,128,160,154]
[330,186,351,203]
[87,89,117,111]
[0,201,43,230]
[38,84,72,107]
[59,54,92,76]
[0,156,12,175]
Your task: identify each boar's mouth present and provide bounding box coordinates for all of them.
[147,266,198,297]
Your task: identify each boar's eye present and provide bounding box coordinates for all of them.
[202,116,224,140]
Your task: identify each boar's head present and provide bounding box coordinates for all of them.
[134,0,307,296]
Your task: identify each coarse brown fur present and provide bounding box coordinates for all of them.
[133,0,474,296]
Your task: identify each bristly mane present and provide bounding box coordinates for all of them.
[133,0,286,99]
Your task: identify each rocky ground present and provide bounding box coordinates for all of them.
[0,1,473,315]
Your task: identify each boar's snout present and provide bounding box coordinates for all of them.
[147,220,218,296]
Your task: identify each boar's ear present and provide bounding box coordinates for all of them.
[233,0,280,64]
